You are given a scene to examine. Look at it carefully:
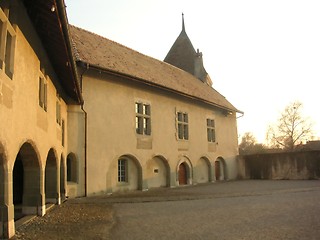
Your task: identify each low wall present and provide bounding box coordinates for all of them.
[238,150,320,180]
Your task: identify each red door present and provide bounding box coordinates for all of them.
[178,163,187,185]
[215,161,220,181]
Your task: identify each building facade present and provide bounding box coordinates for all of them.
[0,0,82,238]
[0,1,241,238]
[70,18,242,195]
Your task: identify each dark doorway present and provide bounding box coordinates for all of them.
[13,142,41,221]
[178,163,187,185]
[215,161,220,181]
[13,154,24,220]
[13,154,23,205]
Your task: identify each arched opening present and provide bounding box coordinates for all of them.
[178,163,188,185]
[13,155,23,206]
[215,160,221,180]
[146,156,170,188]
[215,157,227,181]
[195,157,211,184]
[115,154,143,192]
[177,157,192,186]
[13,142,42,220]
[67,153,78,183]
[45,149,58,204]
[60,155,66,201]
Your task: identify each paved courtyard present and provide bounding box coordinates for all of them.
[15,180,320,240]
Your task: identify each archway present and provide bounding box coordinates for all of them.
[215,157,227,181]
[178,163,187,185]
[146,156,170,188]
[45,149,58,204]
[67,153,78,183]
[194,157,211,184]
[177,157,192,186]
[117,154,143,191]
[13,142,42,220]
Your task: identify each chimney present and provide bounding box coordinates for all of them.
[194,49,206,82]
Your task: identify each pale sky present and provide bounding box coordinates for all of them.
[65,0,320,143]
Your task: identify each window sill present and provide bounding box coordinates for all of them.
[117,181,129,186]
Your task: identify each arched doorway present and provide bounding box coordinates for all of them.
[215,157,227,181]
[45,149,58,204]
[146,156,170,188]
[195,157,211,184]
[13,155,23,207]
[177,157,193,186]
[178,163,188,185]
[13,142,42,220]
[215,160,221,181]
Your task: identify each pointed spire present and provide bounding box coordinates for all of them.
[182,13,185,32]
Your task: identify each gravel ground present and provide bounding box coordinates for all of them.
[13,180,320,240]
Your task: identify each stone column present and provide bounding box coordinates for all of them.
[1,169,15,239]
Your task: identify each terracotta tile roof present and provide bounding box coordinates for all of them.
[70,25,241,113]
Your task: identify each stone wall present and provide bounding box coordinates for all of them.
[238,151,320,180]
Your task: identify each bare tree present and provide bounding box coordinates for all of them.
[266,101,313,150]
[239,132,266,154]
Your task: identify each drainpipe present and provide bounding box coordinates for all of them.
[79,62,89,197]
[81,104,87,197]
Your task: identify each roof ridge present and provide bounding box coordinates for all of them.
[70,24,241,113]
[69,24,162,65]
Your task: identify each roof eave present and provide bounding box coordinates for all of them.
[77,60,241,114]
[56,0,83,104]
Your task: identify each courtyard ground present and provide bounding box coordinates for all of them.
[13,180,320,239]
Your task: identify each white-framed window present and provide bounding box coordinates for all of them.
[56,93,62,125]
[118,158,128,183]
[207,119,216,142]
[177,112,189,140]
[0,8,16,79]
[135,102,151,135]
[39,71,47,111]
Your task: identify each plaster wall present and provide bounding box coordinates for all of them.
[66,105,86,197]
[82,70,239,195]
[0,3,70,238]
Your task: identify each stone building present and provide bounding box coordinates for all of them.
[0,0,82,238]
[69,14,242,195]
[0,1,241,238]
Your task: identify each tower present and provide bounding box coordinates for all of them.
[164,14,212,85]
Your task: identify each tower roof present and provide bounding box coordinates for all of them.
[164,14,210,84]
[164,14,196,76]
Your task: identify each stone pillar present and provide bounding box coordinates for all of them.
[22,167,45,216]
[1,169,15,239]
